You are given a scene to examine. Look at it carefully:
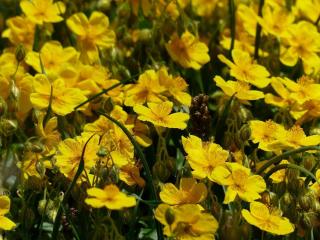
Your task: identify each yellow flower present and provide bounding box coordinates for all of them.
[160,178,207,205]
[214,75,264,101]
[18,151,52,179]
[67,11,115,63]
[133,101,189,129]
[270,160,289,183]
[280,21,320,74]
[218,49,270,88]
[166,31,210,70]
[212,163,266,204]
[281,125,320,149]
[237,3,258,37]
[55,134,100,180]
[192,0,219,17]
[295,0,320,23]
[119,164,146,188]
[280,76,320,105]
[35,113,60,153]
[85,184,136,210]
[249,120,286,152]
[126,115,152,147]
[158,67,191,106]
[30,74,87,116]
[0,196,16,231]
[20,0,65,25]
[265,77,294,108]
[310,169,320,199]
[242,201,294,235]
[155,204,218,239]
[257,5,294,37]
[182,135,229,181]
[124,69,166,107]
[26,41,78,78]
[1,16,35,50]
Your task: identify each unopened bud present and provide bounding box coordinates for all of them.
[38,199,47,215]
[35,160,45,177]
[138,29,152,42]
[97,0,111,11]
[15,44,26,62]
[0,119,18,136]
[0,97,7,117]
[239,124,251,142]
[97,146,108,158]
[165,207,175,226]
[10,82,20,100]
[282,192,293,205]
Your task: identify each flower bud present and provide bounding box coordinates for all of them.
[97,0,111,11]
[0,97,7,117]
[302,155,315,170]
[0,119,18,136]
[153,160,170,182]
[239,124,251,142]
[138,29,152,42]
[299,192,316,212]
[310,128,320,135]
[36,160,46,177]
[38,199,47,215]
[299,213,313,229]
[97,146,108,158]
[10,82,20,100]
[15,44,26,62]
[281,192,293,205]
[48,209,58,222]
[165,207,175,226]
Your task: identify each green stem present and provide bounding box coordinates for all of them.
[215,94,235,144]
[51,134,96,239]
[305,155,320,186]
[74,73,139,110]
[264,163,319,184]
[97,112,164,240]
[254,0,264,60]
[256,146,320,175]
[228,0,236,56]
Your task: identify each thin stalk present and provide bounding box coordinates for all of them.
[51,134,96,239]
[228,0,236,56]
[254,0,265,60]
[74,73,139,110]
[256,146,320,175]
[97,112,164,240]
[264,163,319,184]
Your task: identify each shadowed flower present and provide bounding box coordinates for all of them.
[160,178,207,205]
[166,31,210,70]
[85,184,136,210]
[242,201,294,235]
[55,134,100,180]
[155,204,218,239]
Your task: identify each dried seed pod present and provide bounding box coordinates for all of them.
[189,94,212,140]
